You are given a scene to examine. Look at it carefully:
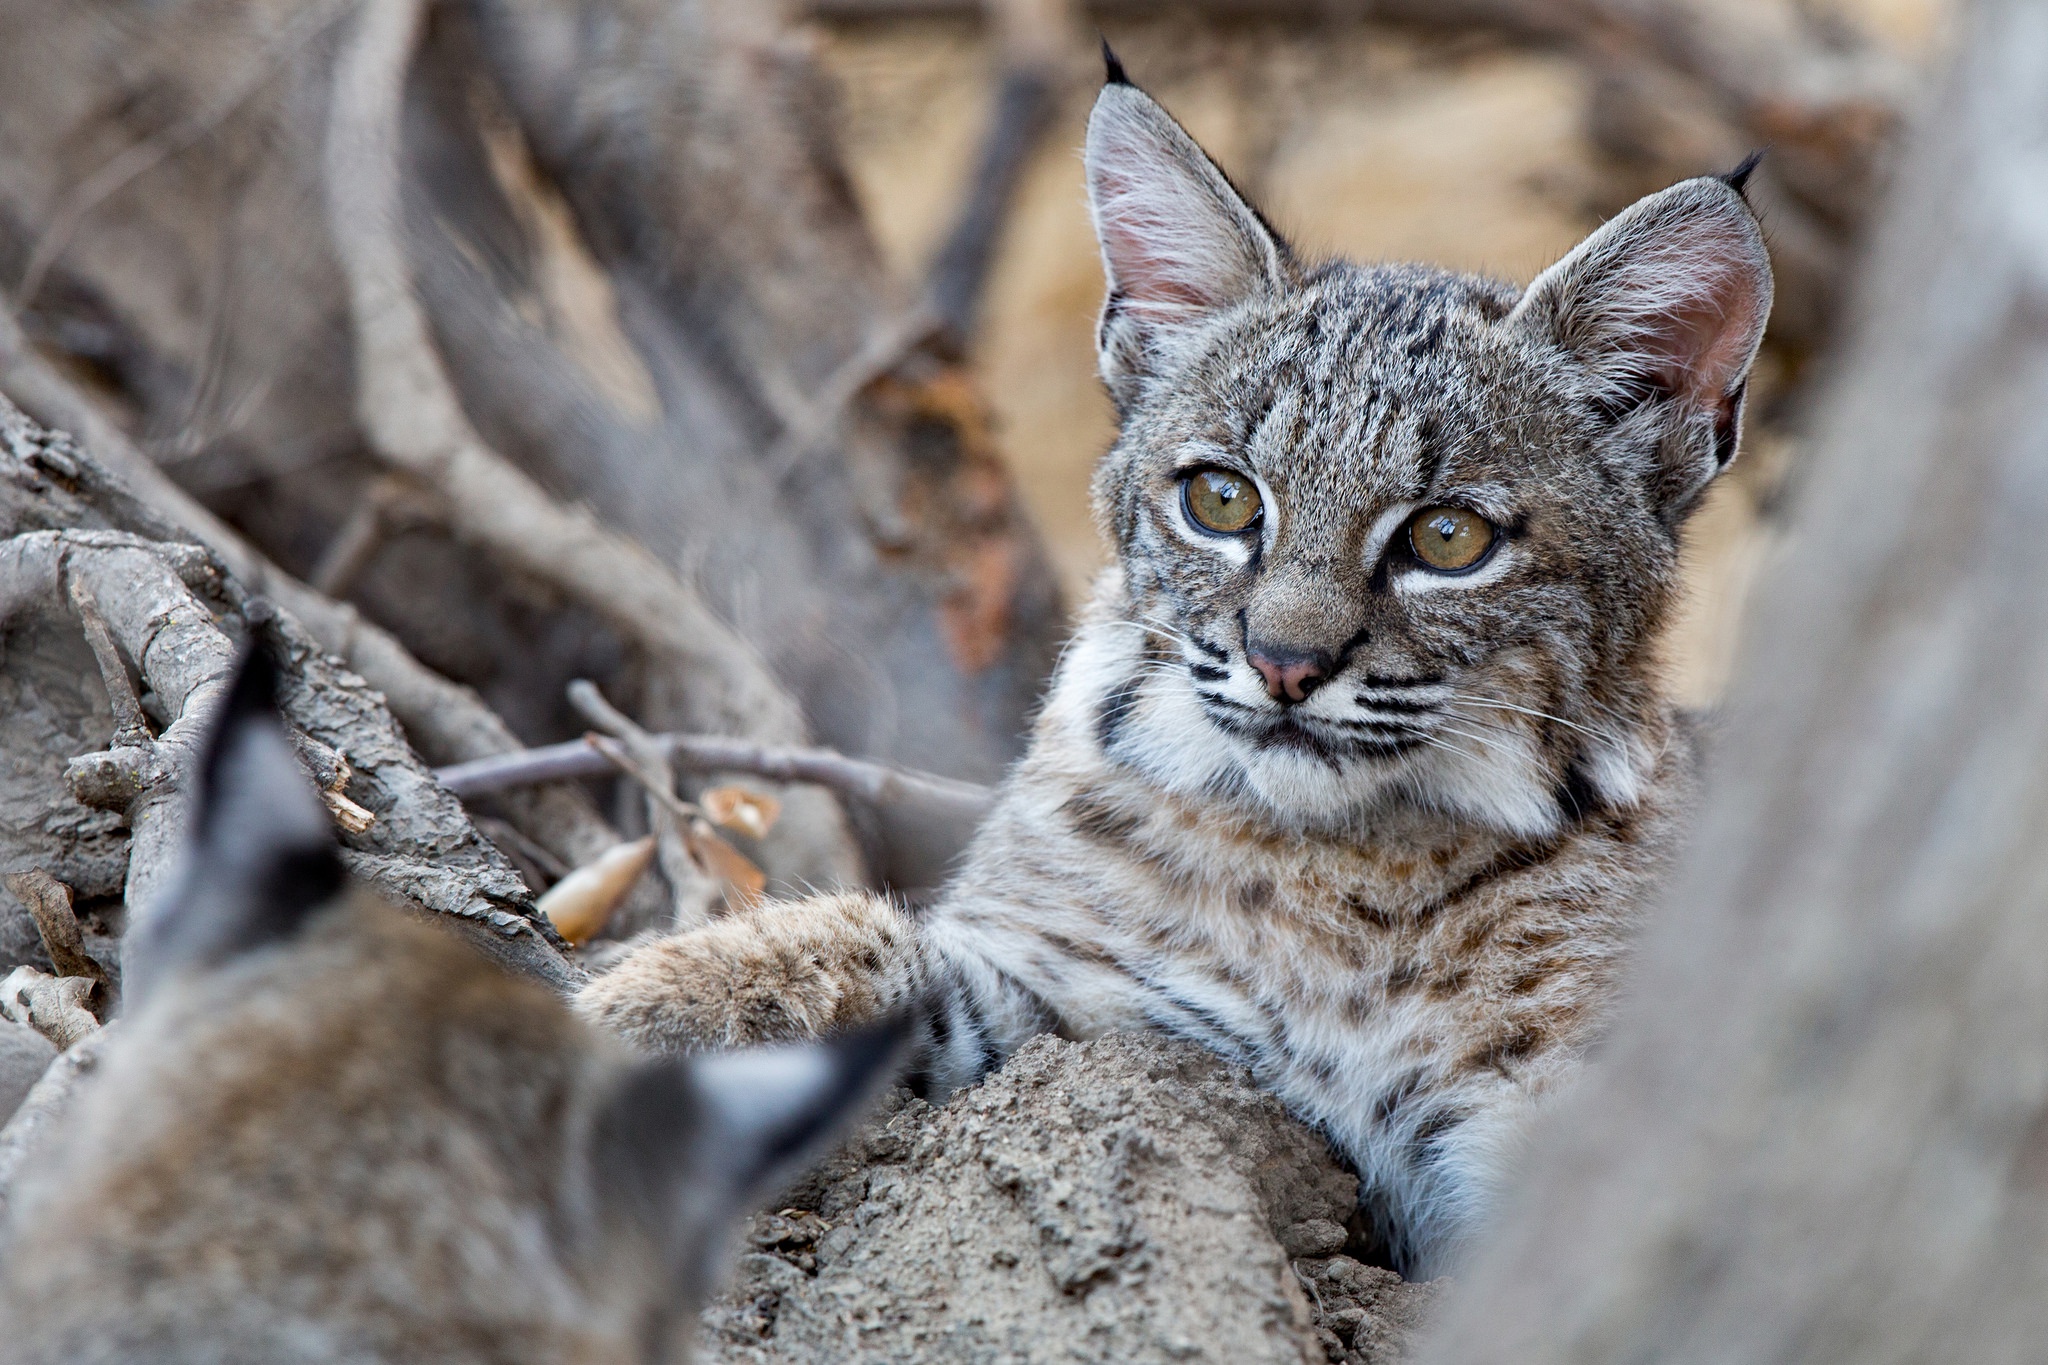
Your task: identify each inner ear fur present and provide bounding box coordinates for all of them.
[1511,175,1773,506]
[1084,76,1292,408]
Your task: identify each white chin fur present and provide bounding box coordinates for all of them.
[1050,618,1566,838]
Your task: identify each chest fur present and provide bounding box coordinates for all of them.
[942,733,1682,1090]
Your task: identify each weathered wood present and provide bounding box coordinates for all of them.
[0,287,632,881]
[1418,2,2048,1358]
[0,400,580,990]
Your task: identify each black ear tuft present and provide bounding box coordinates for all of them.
[191,642,285,842]
[1720,149,1765,198]
[1100,37,1130,87]
[124,646,344,1005]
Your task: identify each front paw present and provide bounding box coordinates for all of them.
[573,892,921,1054]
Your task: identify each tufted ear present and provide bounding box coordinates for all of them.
[1511,169,1773,515]
[124,647,344,1008]
[1085,52,1290,411]
[590,1017,909,1306]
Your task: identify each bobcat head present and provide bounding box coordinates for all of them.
[1074,55,1772,837]
[1,650,901,1364]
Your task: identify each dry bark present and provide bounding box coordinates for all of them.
[0,398,578,990]
[1415,2,2048,1359]
[0,299,632,882]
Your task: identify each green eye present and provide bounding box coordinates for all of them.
[1408,507,1495,572]
[1183,469,1262,535]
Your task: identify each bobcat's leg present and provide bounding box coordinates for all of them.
[575,891,924,1053]
[575,891,1059,1099]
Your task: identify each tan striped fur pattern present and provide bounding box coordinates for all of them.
[581,64,1770,1276]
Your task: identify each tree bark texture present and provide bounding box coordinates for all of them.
[1417,2,2048,1359]
[0,399,578,991]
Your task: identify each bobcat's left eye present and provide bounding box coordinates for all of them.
[1182,468,1262,535]
[1408,507,1495,572]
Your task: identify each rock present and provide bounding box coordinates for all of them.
[1283,1218,1350,1258]
[700,1032,1439,1364]
[0,1018,54,1126]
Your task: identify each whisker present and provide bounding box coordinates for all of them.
[1443,690,1624,748]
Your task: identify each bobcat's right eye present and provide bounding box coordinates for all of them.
[1407,506,1495,572]
[1182,469,1263,535]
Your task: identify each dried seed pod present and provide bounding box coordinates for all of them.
[701,784,781,841]
[537,837,657,947]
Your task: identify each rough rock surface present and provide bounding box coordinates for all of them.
[0,1018,53,1128]
[701,1033,1439,1364]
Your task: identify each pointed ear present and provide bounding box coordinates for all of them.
[590,1017,909,1303]
[1085,71,1290,410]
[1511,174,1773,514]
[124,647,344,1005]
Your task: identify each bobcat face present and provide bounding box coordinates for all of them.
[1079,68,1769,837]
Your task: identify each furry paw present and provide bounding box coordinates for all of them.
[575,891,923,1053]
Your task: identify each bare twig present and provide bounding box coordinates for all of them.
[436,732,995,814]
[12,0,354,311]
[765,306,943,478]
[307,475,442,597]
[63,569,151,749]
[572,681,729,927]
[0,872,107,997]
[924,0,1079,345]
[436,730,996,893]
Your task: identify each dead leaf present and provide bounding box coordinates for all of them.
[687,818,768,908]
[701,784,782,841]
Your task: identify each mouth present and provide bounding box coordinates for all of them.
[1201,701,1424,764]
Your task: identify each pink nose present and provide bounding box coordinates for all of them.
[1248,650,1328,704]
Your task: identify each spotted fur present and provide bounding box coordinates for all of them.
[581,67,1770,1277]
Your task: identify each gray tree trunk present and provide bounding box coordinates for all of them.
[1418,2,2048,1359]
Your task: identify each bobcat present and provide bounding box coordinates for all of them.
[580,55,1772,1277]
[0,651,900,1363]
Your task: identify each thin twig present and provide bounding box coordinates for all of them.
[571,678,732,925]
[765,306,943,478]
[1,871,108,995]
[924,0,1078,344]
[434,733,996,818]
[63,567,151,749]
[14,0,354,311]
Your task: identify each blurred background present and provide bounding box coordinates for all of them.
[0,0,1956,897]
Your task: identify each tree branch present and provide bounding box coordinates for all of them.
[0,268,627,880]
